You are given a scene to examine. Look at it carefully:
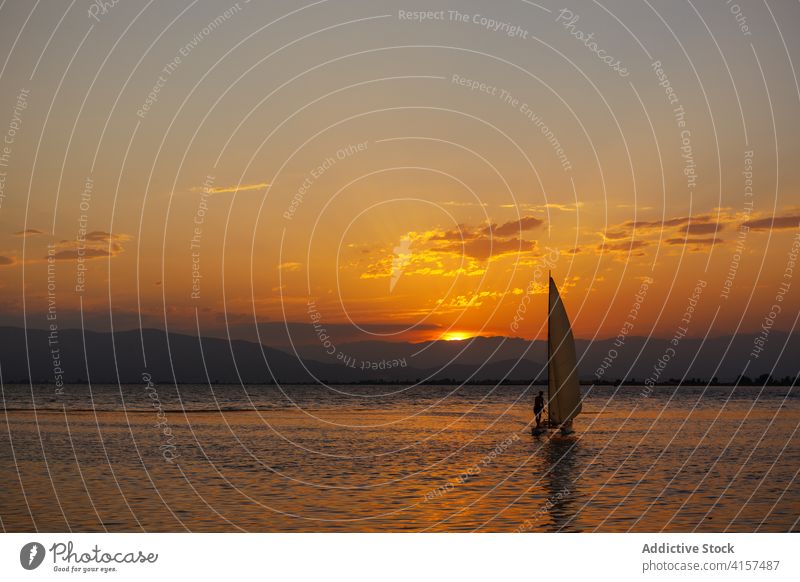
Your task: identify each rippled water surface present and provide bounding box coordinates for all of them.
[1,383,798,531]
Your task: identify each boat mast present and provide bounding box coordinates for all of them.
[547,271,551,427]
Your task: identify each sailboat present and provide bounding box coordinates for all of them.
[533,275,582,436]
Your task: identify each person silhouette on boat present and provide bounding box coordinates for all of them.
[534,391,545,428]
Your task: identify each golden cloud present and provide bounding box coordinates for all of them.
[279,262,302,271]
[192,182,269,195]
[435,289,512,310]
[358,220,540,282]
[84,231,131,242]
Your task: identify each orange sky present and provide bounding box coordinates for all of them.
[0,1,798,344]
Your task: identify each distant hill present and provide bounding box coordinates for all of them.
[0,327,319,385]
[0,327,796,385]
[297,332,800,383]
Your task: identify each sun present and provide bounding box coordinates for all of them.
[440,331,473,341]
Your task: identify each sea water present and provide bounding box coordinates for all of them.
[1,383,797,532]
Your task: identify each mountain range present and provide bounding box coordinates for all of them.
[0,326,797,385]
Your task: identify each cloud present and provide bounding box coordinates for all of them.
[46,233,131,262]
[49,247,116,261]
[0,255,16,266]
[429,226,482,242]
[619,210,798,240]
[665,236,723,246]
[13,229,43,237]
[616,204,654,211]
[192,182,269,195]
[540,202,583,212]
[443,236,536,261]
[279,262,302,271]
[490,216,545,236]
[83,231,131,242]
[435,288,525,310]
[359,245,487,281]
[423,223,539,260]
[357,220,541,283]
[623,213,738,232]
[600,212,737,256]
[623,215,701,230]
[498,202,583,212]
[600,240,649,252]
[682,222,723,235]
[742,214,800,231]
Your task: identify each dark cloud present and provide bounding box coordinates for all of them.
[443,237,536,260]
[423,221,540,260]
[665,237,723,246]
[682,222,723,235]
[742,215,800,231]
[430,217,543,244]
[429,226,481,242]
[600,214,730,256]
[13,229,43,237]
[44,232,131,261]
[624,217,689,229]
[490,216,544,236]
[623,215,714,230]
[0,255,16,266]
[600,240,649,252]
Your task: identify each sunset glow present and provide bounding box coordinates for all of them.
[440,331,474,342]
[0,1,796,350]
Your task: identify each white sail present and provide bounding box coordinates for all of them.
[547,276,582,426]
